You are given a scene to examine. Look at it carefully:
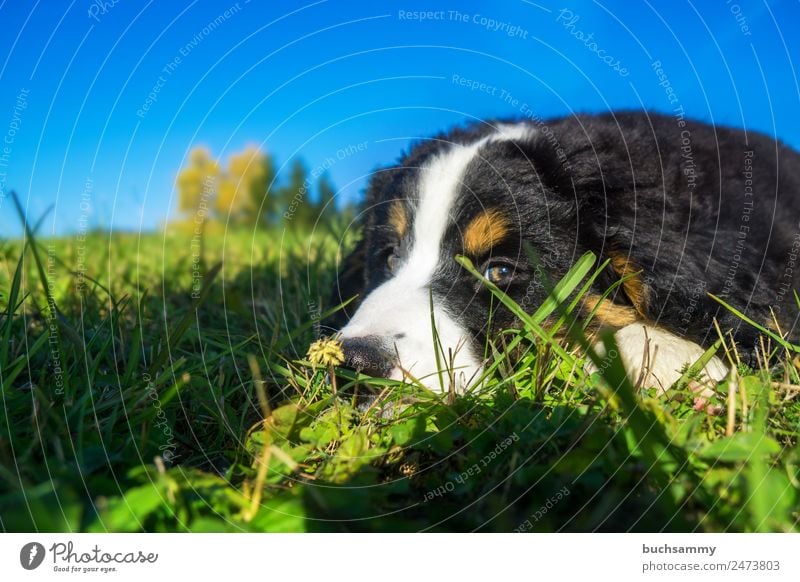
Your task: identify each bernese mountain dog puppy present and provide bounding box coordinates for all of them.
[329,112,800,394]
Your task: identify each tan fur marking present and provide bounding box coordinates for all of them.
[463,209,510,255]
[583,294,639,328]
[388,201,407,238]
[609,251,648,317]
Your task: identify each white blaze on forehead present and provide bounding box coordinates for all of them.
[340,123,537,392]
[401,140,487,282]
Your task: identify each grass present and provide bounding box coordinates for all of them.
[0,212,799,532]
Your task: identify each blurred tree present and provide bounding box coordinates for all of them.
[216,145,270,226]
[174,146,346,231]
[315,172,338,227]
[248,152,277,228]
[317,172,336,211]
[176,146,219,223]
[277,159,312,228]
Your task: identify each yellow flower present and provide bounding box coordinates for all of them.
[306,337,344,368]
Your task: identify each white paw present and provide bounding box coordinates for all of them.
[587,324,728,394]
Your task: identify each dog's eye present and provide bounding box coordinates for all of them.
[483,263,512,285]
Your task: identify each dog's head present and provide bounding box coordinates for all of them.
[333,121,584,392]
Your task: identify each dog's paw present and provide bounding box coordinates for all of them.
[588,323,728,395]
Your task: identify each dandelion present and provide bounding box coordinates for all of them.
[306,336,344,395]
[306,337,344,367]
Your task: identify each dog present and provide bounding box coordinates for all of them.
[329,112,800,394]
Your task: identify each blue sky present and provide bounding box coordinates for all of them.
[0,0,798,236]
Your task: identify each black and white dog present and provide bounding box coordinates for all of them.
[330,112,800,393]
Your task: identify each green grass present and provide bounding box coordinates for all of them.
[0,218,798,532]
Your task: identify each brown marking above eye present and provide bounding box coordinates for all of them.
[463,209,511,256]
[388,200,407,239]
[608,251,649,317]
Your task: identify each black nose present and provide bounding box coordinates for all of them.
[341,337,395,378]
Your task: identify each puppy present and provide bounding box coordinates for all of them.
[329,112,800,393]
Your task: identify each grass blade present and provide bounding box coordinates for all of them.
[709,293,799,353]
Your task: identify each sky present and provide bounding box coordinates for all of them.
[0,0,798,236]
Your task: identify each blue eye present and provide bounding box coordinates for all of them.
[483,264,512,284]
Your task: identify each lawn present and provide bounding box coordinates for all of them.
[0,218,798,532]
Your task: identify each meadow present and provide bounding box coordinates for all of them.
[0,210,798,532]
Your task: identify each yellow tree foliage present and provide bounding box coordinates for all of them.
[176,146,219,220]
[175,144,283,228]
[216,145,268,223]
